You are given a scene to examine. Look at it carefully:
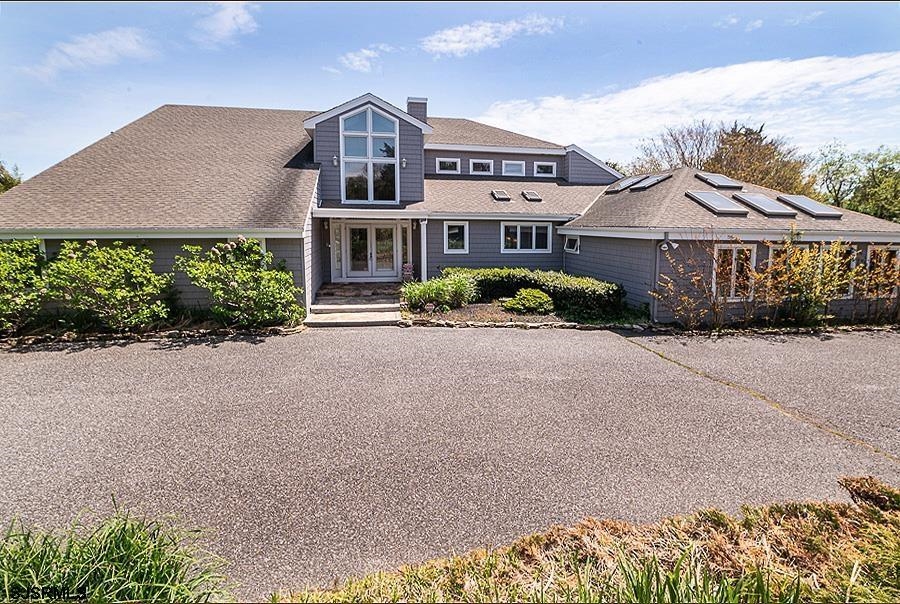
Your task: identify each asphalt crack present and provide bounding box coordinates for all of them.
[624,336,900,466]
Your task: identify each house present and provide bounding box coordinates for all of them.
[1,92,898,324]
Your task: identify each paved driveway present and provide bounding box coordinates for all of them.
[1,328,898,599]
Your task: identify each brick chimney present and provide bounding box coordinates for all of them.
[407,97,427,123]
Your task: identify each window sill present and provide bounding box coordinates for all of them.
[341,200,401,205]
[501,249,553,254]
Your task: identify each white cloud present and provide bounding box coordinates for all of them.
[714,15,740,29]
[786,11,824,26]
[421,14,563,58]
[476,52,900,162]
[745,19,764,32]
[337,44,396,73]
[191,1,258,48]
[23,27,156,80]
[321,66,342,75]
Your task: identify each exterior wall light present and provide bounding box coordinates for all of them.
[332,155,338,167]
[401,158,407,168]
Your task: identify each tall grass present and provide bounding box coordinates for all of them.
[1,506,231,602]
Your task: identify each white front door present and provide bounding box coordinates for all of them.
[342,223,399,280]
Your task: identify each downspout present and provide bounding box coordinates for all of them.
[650,232,665,322]
[419,218,428,281]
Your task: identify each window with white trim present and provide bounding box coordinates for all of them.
[501,160,526,176]
[713,244,756,301]
[828,243,859,299]
[469,159,494,175]
[340,106,398,203]
[533,161,557,177]
[563,235,580,254]
[501,222,552,253]
[443,221,469,254]
[866,245,900,298]
[435,158,461,174]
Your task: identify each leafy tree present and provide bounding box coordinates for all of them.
[44,240,172,331]
[815,141,860,207]
[0,157,21,194]
[704,123,816,195]
[630,120,719,173]
[844,147,900,222]
[174,237,304,327]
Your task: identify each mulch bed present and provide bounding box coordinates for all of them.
[410,302,563,324]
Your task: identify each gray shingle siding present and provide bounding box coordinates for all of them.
[564,236,657,308]
[313,110,424,204]
[565,150,619,184]
[266,237,304,298]
[424,151,564,178]
[426,219,564,277]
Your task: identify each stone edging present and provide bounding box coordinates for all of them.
[1,325,306,349]
[399,317,899,336]
[398,318,648,331]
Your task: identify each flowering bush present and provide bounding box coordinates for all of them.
[174,237,304,327]
[0,239,46,332]
[43,240,172,331]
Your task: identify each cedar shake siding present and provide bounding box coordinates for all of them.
[565,149,619,185]
[426,219,565,277]
[564,236,657,308]
[313,112,425,204]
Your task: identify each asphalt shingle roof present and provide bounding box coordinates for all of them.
[566,167,900,235]
[426,117,563,149]
[0,105,321,231]
[422,177,601,217]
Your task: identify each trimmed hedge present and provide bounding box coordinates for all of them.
[502,288,554,315]
[402,274,478,310]
[441,267,625,319]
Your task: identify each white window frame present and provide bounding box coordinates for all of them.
[533,161,557,177]
[713,243,757,302]
[435,157,461,174]
[469,158,494,175]
[828,243,859,299]
[339,106,400,205]
[563,235,580,254]
[866,245,900,298]
[443,221,469,254]
[501,160,526,177]
[500,222,553,254]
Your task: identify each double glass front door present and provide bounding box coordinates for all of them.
[346,224,397,278]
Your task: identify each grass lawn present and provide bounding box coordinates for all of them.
[278,477,900,603]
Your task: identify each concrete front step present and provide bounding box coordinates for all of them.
[313,296,400,306]
[310,302,401,314]
[304,311,402,327]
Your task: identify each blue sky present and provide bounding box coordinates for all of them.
[2,2,899,177]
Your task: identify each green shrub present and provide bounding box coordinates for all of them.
[44,241,172,331]
[502,288,555,314]
[1,507,231,602]
[442,267,625,320]
[175,237,304,327]
[0,239,46,332]
[402,274,478,311]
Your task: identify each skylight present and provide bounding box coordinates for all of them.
[491,189,511,201]
[606,174,648,193]
[686,191,750,216]
[630,173,672,191]
[521,190,542,202]
[696,172,743,189]
[732,192,797,217]
[776,195,843,218]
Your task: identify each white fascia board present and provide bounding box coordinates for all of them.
[424,143,566,156]
[564,144,625,179]
[312,207,429,219]
[0,228,305,239]
[303,93,433,133]
[557,226,900,243]
[429,212,576,221]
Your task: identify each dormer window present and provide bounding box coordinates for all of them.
[341,106,398,203]
[435,158,460,174]
[502,160,526,176]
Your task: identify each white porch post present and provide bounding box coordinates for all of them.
[419,218,428,281]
